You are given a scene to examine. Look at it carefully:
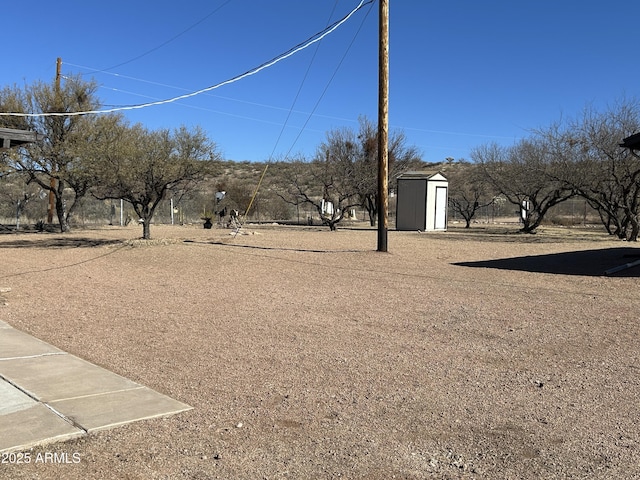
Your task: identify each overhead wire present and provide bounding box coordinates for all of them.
[0,0,371,119]
[267,0,341,161]
[95,71,508,141]
[67,64,360,125]
[97,0,235,73]
[70,74,513,143]
[95,83,327,129]
[244,1,341,221]
[283,0,376,160]
[242,1,373,224]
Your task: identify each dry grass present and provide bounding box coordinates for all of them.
[1,223,639,479]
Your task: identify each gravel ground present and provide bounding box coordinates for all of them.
[1,223,639,479]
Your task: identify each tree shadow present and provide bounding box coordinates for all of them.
[453,247,640,277]
[0,237,123,249]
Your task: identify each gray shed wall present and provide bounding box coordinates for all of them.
[396,179,427,230]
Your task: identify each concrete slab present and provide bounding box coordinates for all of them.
[0,328,65,359]
[49,386,193,432]
[0,378,37,415]
[0,324,192,453]
[0,403,83,453]
[0,354,141,402]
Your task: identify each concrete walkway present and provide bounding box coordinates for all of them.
[0,319,192,453]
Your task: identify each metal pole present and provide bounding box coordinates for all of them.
[377,0,389,252]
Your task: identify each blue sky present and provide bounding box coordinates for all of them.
[2,1,639,163]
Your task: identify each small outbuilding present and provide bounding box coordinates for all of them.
[396,170,448,231]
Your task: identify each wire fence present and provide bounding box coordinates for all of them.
[0,190,606,232]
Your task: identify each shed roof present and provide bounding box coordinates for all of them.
[397,170,447,181]
[0,127,42,150]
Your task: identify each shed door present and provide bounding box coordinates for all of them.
[434,186,447,230]
[396,179,426,230]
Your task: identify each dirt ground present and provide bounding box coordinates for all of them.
[1,222,639,479]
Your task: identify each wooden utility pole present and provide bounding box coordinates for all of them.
[47,57,62,224]
[377,0,389,252]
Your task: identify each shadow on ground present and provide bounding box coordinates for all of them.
[0,237,122,249]
[453,247,640,277]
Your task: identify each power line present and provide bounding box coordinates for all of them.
[68,65,360,122]
[95,84,325,131]
[91,68,516,141]
[99,0,235,73]
[0,0,371,118]
[268,0,341,160]
[66,72,519,142]
[283,0,375,160]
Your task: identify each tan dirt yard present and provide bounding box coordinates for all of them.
[1,223,639,479]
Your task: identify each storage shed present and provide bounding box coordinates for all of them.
[396,171,448,231]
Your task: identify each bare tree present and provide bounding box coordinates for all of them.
[1,76,102,232]
[446,161,497,228]
[474,139,575,233]
[356,117,422,225]
[93,124,217,239]
[0,85,30,132]
[0,173,42,229]
[555,100,640,240]
[278,154,362,231]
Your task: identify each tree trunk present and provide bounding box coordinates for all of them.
[520,220,539,234]
[368,209,376,226]
[55,195,70,232]
[142,220,151,239]
[628,215,639,241]
[365,196,376,226]
[63,192,85,230]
